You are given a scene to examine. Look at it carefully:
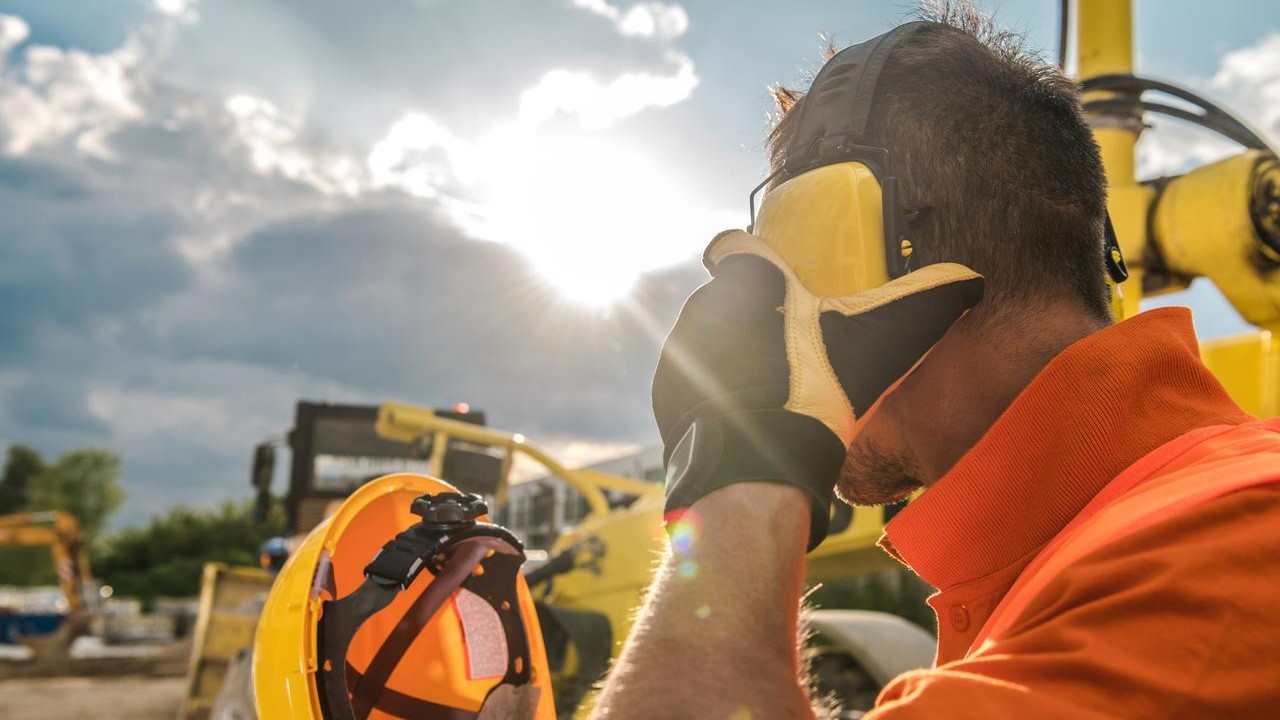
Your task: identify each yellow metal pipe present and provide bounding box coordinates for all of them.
[378,401,661,518]
[427,429,449,477]
[1077,0,1150,319]
[1076,0,1133,79]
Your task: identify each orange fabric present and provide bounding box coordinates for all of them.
[864,308,1280,718]
[972,418,1280,651]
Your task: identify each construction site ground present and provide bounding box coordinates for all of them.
[0,638,191,720]
[0,675,187,719]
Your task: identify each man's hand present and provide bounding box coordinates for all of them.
[593,232,980,720]
[654,229,983,548]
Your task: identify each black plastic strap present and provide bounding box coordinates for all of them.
[317,580,401,720]
[347,666,477,720]
[364,531,439,589]
[784,21,942,171]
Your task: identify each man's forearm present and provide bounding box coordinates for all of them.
[590,483,816,719]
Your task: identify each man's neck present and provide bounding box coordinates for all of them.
[891,301,1111,486]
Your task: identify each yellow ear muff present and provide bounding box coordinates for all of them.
[752,162,893,298]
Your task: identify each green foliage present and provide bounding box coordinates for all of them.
[807,568,937,636]
[0,445,124,587]
[25,448,124,541]
[92,500,285,603]
[0,444,45,515]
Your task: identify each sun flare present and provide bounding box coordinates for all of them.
[461,129,739,306]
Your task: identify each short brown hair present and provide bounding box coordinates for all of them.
[768,1,1111,323]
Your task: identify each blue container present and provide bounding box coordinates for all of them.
[0,612,66,644]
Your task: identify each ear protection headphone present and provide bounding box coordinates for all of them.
[748,21,1128,299]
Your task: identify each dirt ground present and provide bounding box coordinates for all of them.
[0,675,187,719]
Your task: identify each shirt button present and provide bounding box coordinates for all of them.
[949,604,971,632]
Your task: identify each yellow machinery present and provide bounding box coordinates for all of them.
[1075,0,1280,416]
[0,511,93,663]
[180,563,275,720]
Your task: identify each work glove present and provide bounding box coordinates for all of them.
[653,230,983,550]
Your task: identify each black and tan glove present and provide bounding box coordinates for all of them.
[653,230,983,549]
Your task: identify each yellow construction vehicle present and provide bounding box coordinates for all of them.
[0,511,94,665]
[180,563,275,720]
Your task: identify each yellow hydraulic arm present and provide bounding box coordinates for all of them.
[1077,0,1280,417]
[376,401,662,518]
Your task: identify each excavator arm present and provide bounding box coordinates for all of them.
[1077,0,1280,417]
[0,511,93,663]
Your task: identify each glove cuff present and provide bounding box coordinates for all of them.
[663,409,846,551]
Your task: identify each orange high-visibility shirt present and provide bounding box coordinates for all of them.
[866,308,1280,719]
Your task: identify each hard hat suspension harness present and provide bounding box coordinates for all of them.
[316,492,535,720]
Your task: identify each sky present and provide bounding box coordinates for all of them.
[1,0,1278,527]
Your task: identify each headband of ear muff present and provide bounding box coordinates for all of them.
[748,22,953,279]
[779,20,945,181]
[769,19,1131,284]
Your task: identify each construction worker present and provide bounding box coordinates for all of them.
[591,3,1280,719]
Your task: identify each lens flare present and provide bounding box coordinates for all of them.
[664,509,701,556]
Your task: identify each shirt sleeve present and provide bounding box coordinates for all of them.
[863,487,1280,720]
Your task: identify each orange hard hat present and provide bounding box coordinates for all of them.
[253,473,554,720]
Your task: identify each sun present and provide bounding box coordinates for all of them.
[534,257,640,306]
[465,129,739,306]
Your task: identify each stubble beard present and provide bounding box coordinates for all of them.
[835,437,925,507]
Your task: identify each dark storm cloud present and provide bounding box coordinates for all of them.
[140,200,704,440]
[0,154,192,351]
[0,156,89,199]
[4,374,109,434]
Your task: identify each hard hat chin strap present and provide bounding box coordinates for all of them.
[315,492,535,720]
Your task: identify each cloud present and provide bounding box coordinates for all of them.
[4,374,110,435]
[153,0,199,23]
[224,93,363,196]
[1211,32,1280,131]
[0,14,28,65]
[367,112,473,199]
[1138,32,1280,178]
[519,50,698,130]
[0,30,144,157]
[571,0,690,41]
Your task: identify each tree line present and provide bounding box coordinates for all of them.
[1,444,282,602]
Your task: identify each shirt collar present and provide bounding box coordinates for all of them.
[880,307,1251,590]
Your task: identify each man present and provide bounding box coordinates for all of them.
[591,3,1280,719]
